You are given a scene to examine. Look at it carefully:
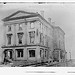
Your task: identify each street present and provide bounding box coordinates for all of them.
[0,60,74,67]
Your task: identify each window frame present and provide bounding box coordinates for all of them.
[8,25,11,32]
[17,32,24,44]
[29,31,35,44]
[40,48,44,58]
[30,22,35,29]
[29,50,35,57]
[7,34,12,45]
[18,23,23,31]
[16,49,24,58]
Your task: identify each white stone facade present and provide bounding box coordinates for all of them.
[2,10,65,65]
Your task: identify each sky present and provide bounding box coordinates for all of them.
[0,2,75,61]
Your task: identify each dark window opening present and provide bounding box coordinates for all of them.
[7,34,12,45]
[40,50,42,57]
[8,25,11,31]
[17,33,23,44]
[40,48,44,58]
[45,50,46,57]
[29,50,35,57]
[16,49,23,57]
[9,51,12,59]
[29,31,35,44]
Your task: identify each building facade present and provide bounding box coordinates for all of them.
[2,10,65,65]
[53,26,66,62]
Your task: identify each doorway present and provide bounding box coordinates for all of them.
[4,49,13,63]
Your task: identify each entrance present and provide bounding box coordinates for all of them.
[4,49,13,63]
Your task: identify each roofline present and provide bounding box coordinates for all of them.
[3,14,39,21]
[2,10,64,33]
[55,26,65,35]
[38,14,53,28]
[2,10,38,21]
[2,10,53,28]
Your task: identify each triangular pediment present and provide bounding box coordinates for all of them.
[10,12,30,18]
[2,10,38,21]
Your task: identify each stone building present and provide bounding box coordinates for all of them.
[2,10,54,65]
[53,26,66,62]
[1,10,65,65]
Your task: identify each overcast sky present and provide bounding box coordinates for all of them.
[0,2,75,61]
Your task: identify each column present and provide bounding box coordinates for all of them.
[59,51,61,62]
[13,49,16,61]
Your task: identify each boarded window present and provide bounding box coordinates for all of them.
[29,50,35,57]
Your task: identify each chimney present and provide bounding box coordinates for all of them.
[40,10,44,18]
[52,22,55,26]
[48,18,51,24]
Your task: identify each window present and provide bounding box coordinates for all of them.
[29,50,35,57]
[40,48,44,57]
[17,33,23,44]
[40,23,43,32]
[19,23,22,30]
[16,49,23,57]
[45,50,46,57]
[45,49,48,58]
[40,33,42,43]
[40,33,44,44]
[46,36,48,46]
[42,36,44,45]
[29,31,35,44]
[40,50,42,57]
[8,25,11,31]
[30,22,35,28]
[7,34,12,45]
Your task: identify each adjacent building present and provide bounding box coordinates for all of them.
[53,26,65,62]
[2,10,65,65]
